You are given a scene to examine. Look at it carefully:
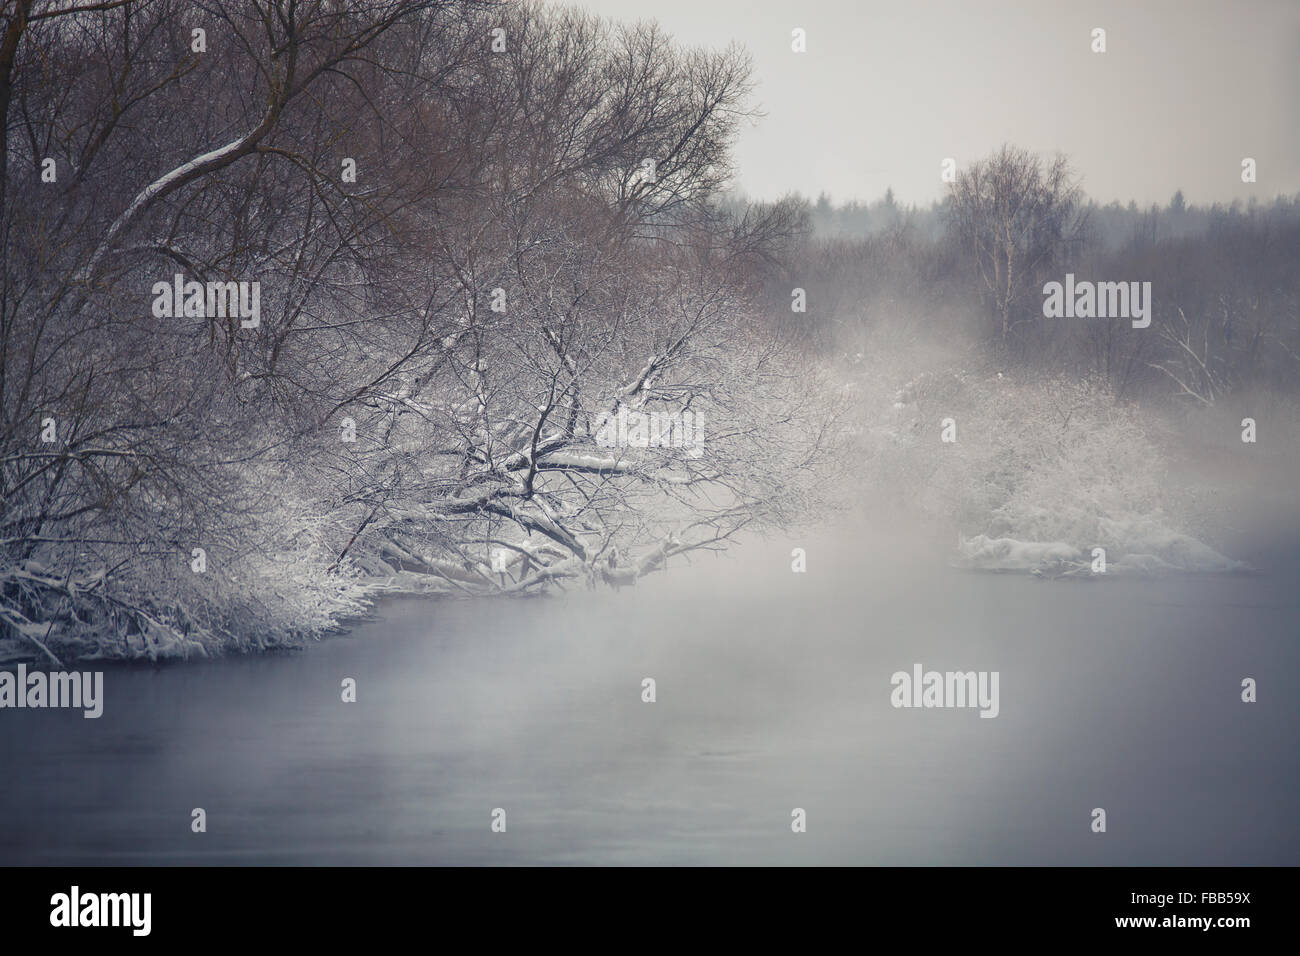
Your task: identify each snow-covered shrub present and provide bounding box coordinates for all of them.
[852,360,1244,573]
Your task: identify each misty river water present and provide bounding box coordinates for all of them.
[2,516,1297,865]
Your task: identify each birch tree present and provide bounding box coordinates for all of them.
[947,145,1088,350]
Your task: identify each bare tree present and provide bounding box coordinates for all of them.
[1,0,837,662]
[947,145,1088,349]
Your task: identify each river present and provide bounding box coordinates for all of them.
[2,516,1297,865]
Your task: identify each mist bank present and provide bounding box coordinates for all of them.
[834,333,1300,579]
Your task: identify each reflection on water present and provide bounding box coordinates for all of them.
[2,520,1297,865]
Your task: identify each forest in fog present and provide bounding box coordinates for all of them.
[2,0,1298,664]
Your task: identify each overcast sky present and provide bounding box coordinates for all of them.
[578,0,1300,207]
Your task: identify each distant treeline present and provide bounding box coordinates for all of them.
[725,152,1300,404]
[755,187,1300,251]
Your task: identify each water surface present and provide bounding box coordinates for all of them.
[2,521,1296,865]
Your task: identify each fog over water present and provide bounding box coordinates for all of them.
[3,503,1296,866]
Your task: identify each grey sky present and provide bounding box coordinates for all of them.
[578,0,1300,207]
